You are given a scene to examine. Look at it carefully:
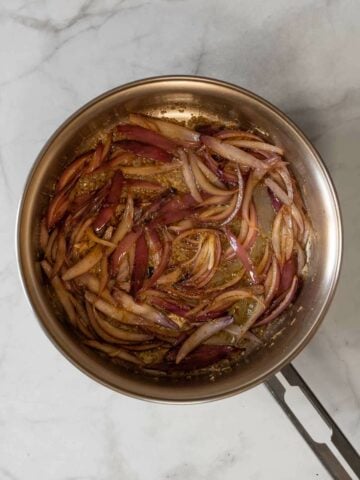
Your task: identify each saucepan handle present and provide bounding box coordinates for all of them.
[265,364,360,480]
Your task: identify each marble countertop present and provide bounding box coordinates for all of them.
[0,0,359,478]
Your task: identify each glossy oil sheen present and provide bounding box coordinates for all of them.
[17,76,342,402]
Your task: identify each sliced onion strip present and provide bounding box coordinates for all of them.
[94,314,152,342]
[264,177,291,206]
[85,291,150,327]
[71,217,94,245]
[117,124,177,153]
[224,227,259,284]
[277,167,294,202]
[44,227,58,261]
[215,130,263,141]
[176,316,233,364]
[110,195,134,248]
[51,232,66,277]
[62,245,103,281]
[206,288,259,313]
[168,219,194,233]
[198,203,234,222]
[117,140,172,163]
[226,139,284,155]
[220,166,243,225]
[197,158,225,187]
[256,243,270,275]
[189,152,234,197]
[264,257,280,305]
[179,150,202,202]
[142,232,171,291]
[113,289,179,330]
[47,190,70,230]
[56,152,91,192]
[256,276,298,326]
[201,135,267,170]
[111,229,142,273]
[156,268,182,285]
[242,202,258,251]
[131,232,149,295]
[272,209,283,263]
[86,228,116,248]
[295,241,306,274]
[242,170,266,224]
[129,113,200,146]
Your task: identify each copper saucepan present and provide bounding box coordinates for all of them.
[17,76,342,403]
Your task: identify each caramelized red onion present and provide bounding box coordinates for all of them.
[113,289,179,330]
[242,203,258,251]
[179,150,203,202]
[272,208,283,264]
[201,149,238,185]
[145,227,162,266]
[139,189,176,223]
[129,113,200,146]
[93,172,124,233]
[62,245,103,281]
[205,288,260,313]
[56,152,91,192]
[86,302,153,343]
[144,290,191,317]
[265,177,291,206]
[220,166,243,225]
[111,229,142,273]
[117,140,172,163]
[278,255,297,294]
[110,195,134,246]
[40,113,311,373]
[85,142,106,173]
[183,233,221,288]
[264,257,280,305]
[131,232,149,295]
[196,158,225,187]
[85,291,150,327]
[117,124,177,153]
[175,316,233,364]
[256,276,298,326]
[215,129,263,141]
[268,187,282,212]
[51,231,66,277]
[224,227,259,284]
[189,152,235,197]
[201,135,267,170]
[46,188,70,230]
[242,169,266,225]
[142,231,171,291]
[226,139,284,155]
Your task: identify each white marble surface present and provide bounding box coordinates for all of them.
[0,0,359,478]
